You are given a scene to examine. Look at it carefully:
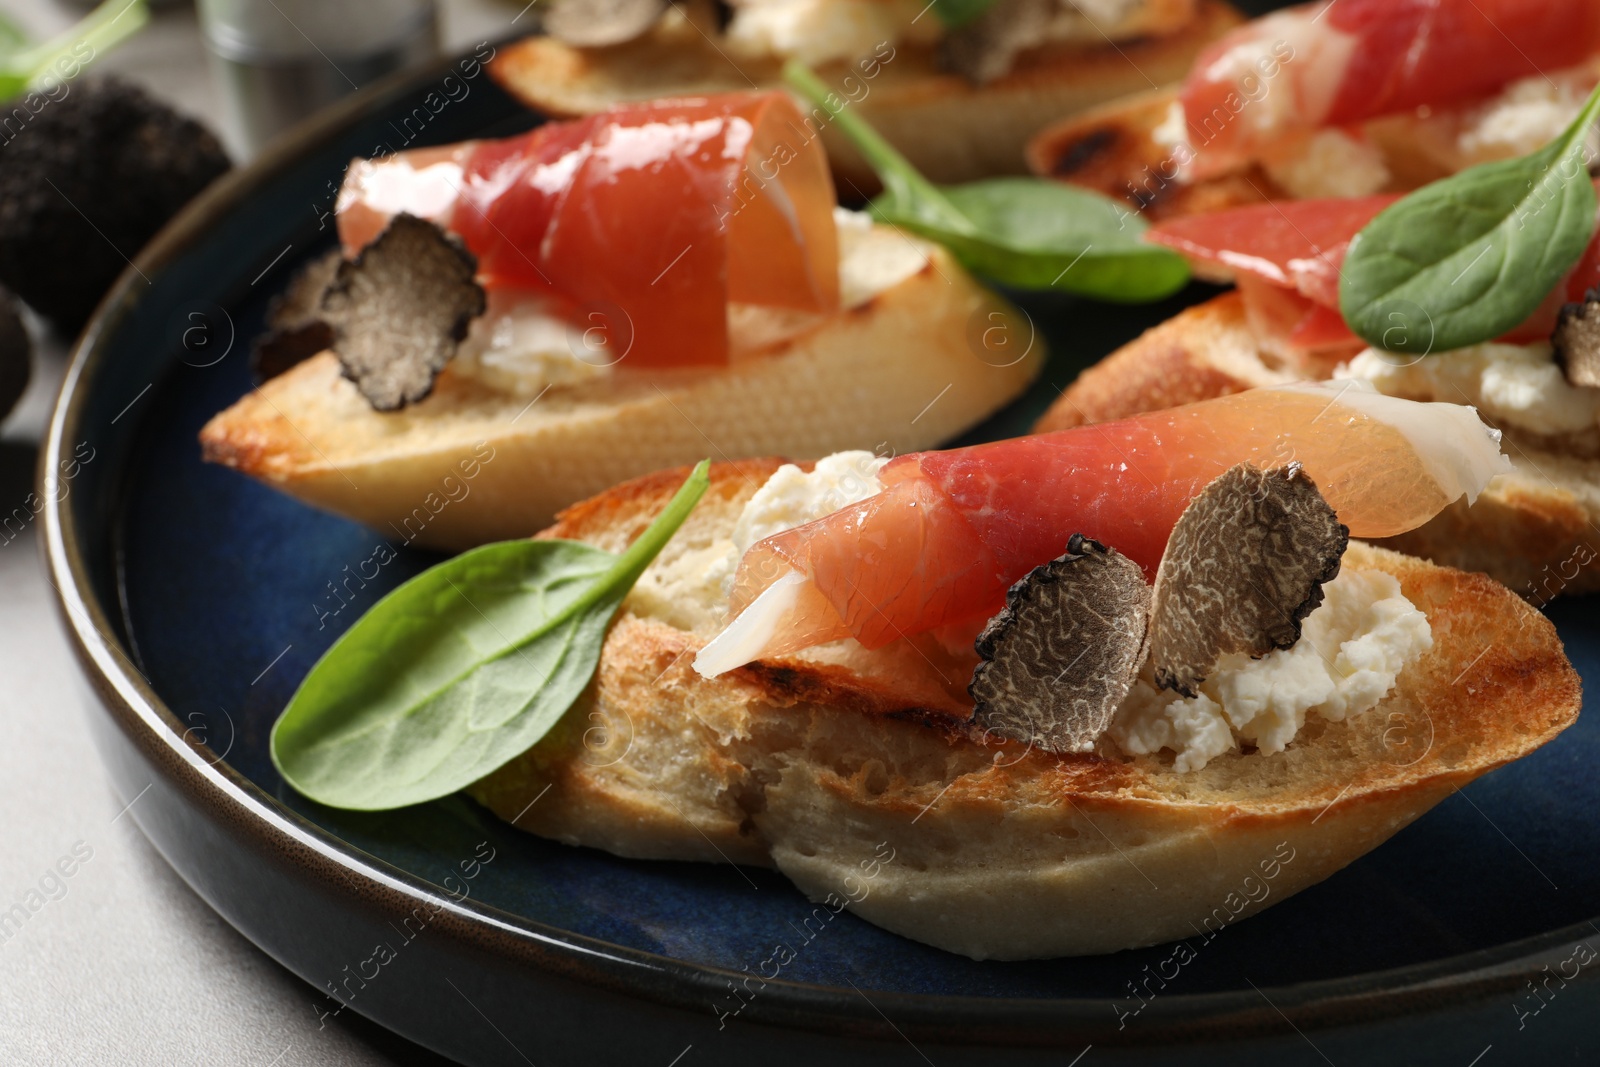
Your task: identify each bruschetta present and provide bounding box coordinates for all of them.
[1028,0,1600,220]
[200,91,1043,549]
[467,394,1578,957]
[1036,193,1600,599]
[488,0,1243,190]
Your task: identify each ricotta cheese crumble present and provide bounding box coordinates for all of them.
[1262,128,1390,199]
[451,209,931,398]
[1107,568,1433,772]
[724,0,935,67]
[703,449,887,597]
[725,450,889,567]
[1338,341,1600,440]
[721,0,1166,68]
[630,451,888,633]
[1455,69,1600,165]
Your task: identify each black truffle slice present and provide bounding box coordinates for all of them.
[544,0,669,47]
[320,214,486,411]
[251,249,342,382]
[970,534,1152,754]
[0,76,230,335]
[938,0,1056,85]
[0,286,31,423]
[1553,286,1600,388]
[1150,463,1348,697]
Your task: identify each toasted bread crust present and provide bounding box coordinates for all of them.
[1380,459,1600,600]
[489,2,1242,190]
[200,244,1042,550]
[468,462,1580,958]
[1035,292,1600,596]
[1025,86,1283,222]
[1024,77,1504,222]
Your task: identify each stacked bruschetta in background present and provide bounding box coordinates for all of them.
[490,0,1244,189]
[1030,0,1600,217]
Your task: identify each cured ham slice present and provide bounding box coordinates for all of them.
[1148,193,1600,353]
[1149,196,1394,305]
[695,383,1508,675]
[1180,0,1600,179]
[1150,196,1395,354]
[336,92,839,369]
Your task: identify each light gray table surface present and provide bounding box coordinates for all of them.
[0,3,517,1063]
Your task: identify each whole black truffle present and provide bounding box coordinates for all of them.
[0,76,231,335]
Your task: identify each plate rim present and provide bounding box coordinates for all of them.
[38,40,1600,1047]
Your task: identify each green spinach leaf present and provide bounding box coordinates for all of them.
[0,0,149,103]
[1340,80,1600,353]
[272,460,710,811]
[893,178,1193,301]
[784,61,1190,301]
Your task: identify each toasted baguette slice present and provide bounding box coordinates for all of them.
[199,244,1041,551]
[1030,52,1600,219]
[466,461,1580,959]
[1035,292,1600,597]
[488,2,1242,192]
[1026,86,1282,223]
[1026,85,1494,221]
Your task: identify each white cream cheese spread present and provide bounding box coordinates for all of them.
[721,0,1161,67]
[1339,341,1600,439]
[1107,568,1432,771]
[631,451,888,635]
[1455,68,1600,164]
[1262,128,1391,199]
[724,0,935,67]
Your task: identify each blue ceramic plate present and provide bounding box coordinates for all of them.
[45,34,1600,1067]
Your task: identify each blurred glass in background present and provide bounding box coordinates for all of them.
[198,0,438,158]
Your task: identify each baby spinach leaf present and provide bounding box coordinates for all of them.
[784,61,1190,302]
[0,0,149,103]
[1341,80,1600,353]
[272,460,710,811]
[894,179,1194,301]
